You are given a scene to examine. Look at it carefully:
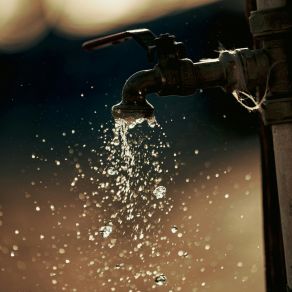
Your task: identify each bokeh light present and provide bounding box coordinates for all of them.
[0,0,218,51]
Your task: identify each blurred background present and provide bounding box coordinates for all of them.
[0,0,265,291]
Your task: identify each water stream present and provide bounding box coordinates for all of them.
[82,118,174,242]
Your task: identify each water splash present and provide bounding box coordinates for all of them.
[68,117,174,241]
[153,186,166,199]
[98,118,172,225]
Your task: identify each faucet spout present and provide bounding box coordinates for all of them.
[112,68,162,122]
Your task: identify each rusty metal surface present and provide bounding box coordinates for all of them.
[272,124,292,289]
[249,6,292,37]
[256,0,287,9]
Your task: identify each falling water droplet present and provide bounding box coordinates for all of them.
[178,250,188,257]
[107,168,116,176]
[99,225,113,238]
[153,186,166,199]
[155,274,167,286]
[171,225,178,234]
[112,138,119,146]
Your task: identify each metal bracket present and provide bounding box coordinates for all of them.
[249,5,292,38]
[261,97,292,125]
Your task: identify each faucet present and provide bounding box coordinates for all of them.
[82,29,270,122]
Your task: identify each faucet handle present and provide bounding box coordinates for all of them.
[82,28,187,64]
[82,29,157,58]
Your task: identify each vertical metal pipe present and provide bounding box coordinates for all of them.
[272,124,292,288]
[256,0,292,289]
[256,0,286,9]
[259,121,287,292]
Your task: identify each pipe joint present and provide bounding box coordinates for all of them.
[218,48,270,92]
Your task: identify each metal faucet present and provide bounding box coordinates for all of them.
[82,29,269,122]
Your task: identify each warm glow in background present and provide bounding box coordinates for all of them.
[0,0,218,50]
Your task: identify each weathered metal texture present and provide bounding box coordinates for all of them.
[221,48,269,91]
[259,121,287,292]
[255,0,292,290]
[250,3,292,125]
[272,124,292,289]
[256,0,286,9]
[261,97,292,124]
[250,6,292,37]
